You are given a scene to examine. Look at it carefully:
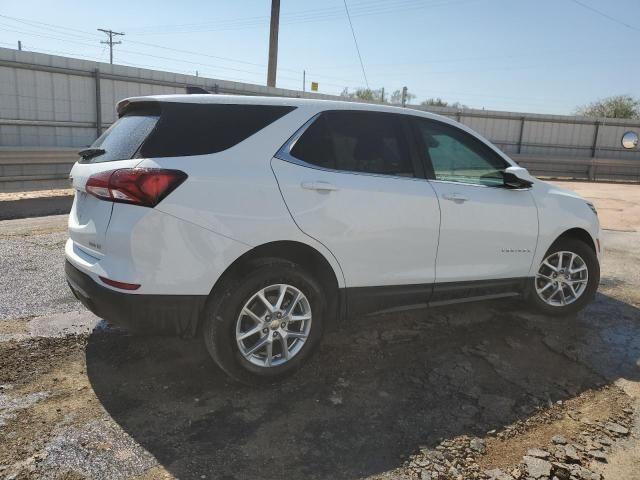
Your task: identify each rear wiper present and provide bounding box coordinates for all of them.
[78,147,106,160]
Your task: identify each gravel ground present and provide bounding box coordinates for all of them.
[0,215,78,321]
[1,183,640,479]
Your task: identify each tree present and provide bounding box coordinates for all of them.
[575,95,640,119]
[421,97,468,109]
[340,87,384,102]
[389,89,416,105]
[340,87,416,104]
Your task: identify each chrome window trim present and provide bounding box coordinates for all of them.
[429,178,531,191]
[274,113,321,165]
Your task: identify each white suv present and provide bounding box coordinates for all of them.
[65,95,601,383]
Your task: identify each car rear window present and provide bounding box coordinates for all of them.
[82,113,159,163]
[81,102,295,163]
[140,103,295,158]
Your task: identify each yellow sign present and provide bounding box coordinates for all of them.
[311,82,319,92]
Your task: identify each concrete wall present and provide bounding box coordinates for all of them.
[0,46,639,192]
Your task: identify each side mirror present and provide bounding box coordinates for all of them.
[503,166,533,189]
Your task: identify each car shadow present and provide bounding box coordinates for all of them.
[85,292,640,479]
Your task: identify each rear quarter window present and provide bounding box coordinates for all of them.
[139,103,296,158]
[82,114,158,163]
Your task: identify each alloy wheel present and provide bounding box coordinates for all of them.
[535,250,589,307]
[235,284,312,367]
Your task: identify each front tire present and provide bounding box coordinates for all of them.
[202,259,325,385]
[528,237,599,316]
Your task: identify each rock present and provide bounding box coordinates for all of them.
[523,456,552,478]
[485,468,514,480]
[563,444,580,463]
[552,434,568,445]
[526,448,550,459]
[569,465,601,480]
[586,440,603,451]
[550,462,571,480]
[420,470,432,480]
[469,438,486,454]
[604,422,629,436]
[587,450,608,463]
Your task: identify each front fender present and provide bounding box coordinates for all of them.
[528,182,601,276]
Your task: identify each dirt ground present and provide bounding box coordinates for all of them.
[0,189,73,202]
[553,181,640,232]
[0,180,639,480]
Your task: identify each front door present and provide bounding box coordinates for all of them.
[411,117,538,300]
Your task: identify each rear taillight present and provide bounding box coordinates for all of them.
[85,168,187,207]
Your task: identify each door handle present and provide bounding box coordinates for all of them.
[301,181,338,192]
[442,193,469,203]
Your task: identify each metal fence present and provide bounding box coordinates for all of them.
[409,106,640,183]
[0,46,639,192]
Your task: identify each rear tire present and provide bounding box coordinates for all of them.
[202,259,325,385]
[528,238,599,316]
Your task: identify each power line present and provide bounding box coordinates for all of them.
[0,24,360,88]
[122,0,477,36]
[567,0,640,32]
[0,15,367,85]
[0,37,581,109]
[343,0,369,89]
[98,28,124,64]
[122,0,430,33]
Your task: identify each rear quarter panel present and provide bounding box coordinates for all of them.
[139,104,346,288]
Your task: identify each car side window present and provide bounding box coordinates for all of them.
[290,111,415,177]
[413,119,509,186]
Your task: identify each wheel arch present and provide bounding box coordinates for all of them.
[552,227,597,253]
[203,240,343,331]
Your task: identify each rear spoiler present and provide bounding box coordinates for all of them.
[185,86,211,95]
[116,100,161,118]
[116,84,220,116]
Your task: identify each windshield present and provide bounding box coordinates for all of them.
[80,114,159,163]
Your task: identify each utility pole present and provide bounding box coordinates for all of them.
[267,0,280,87]
[302,70,306,94]
[381,87,384,103]
[98,28,124,64]
[18,40,22,51]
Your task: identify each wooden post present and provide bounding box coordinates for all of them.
[94,68,102,138]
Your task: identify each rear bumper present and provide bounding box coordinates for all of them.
[65,260,207,336]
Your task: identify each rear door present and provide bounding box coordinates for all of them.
[410,117,538,300]
[68,112,158,258]
[272,110,441,314]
